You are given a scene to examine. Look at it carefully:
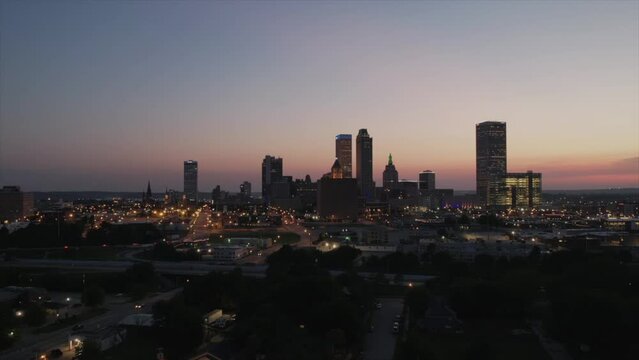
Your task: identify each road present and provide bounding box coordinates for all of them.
[363,298,404,360]
[0,288,181,360]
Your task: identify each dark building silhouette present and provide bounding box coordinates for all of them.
[318,160,358,221]
[240,181,251,199]
[476,122,507,206]
[0,186,33,222]
[142,181,152,203]
[261,155,283,204]
[382,153,399,190]
[183,160,198,202]
[335,134,352,178]
[356,128,374,201]
[418,170,436,192]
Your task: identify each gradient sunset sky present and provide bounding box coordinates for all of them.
[1,1,637,192]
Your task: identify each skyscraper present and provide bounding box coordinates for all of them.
[476,122,507,206]
[356,129,374,200]
[418,170,436,192]
[335,134,352,178]
[261,155,283,204]
[183,160,198,202]
[382,154,398,189]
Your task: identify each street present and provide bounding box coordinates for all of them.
[0,288,181,360]
[363,298,404,360]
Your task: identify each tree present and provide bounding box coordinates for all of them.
[23,302,46,327]
[82,285,105,307]
[76,340,105,360]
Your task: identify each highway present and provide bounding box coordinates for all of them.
[0,288,181,360]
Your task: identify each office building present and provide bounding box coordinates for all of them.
[331,159,344,179]
[240,181,252,198]
[261,155,283,204]
[335,134,353,178]
[317,160,359,221]
[476,122,507,206]
[418,171,436,192]
[382,154,399,189]
[489,171,542,208]
[183,160,198,202]
[0,186,34,222]
[356,129,374,200]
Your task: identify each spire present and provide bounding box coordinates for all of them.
[388,153,393,166]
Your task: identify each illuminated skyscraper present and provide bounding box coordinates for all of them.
[183,160,198,202]
[382,154,398,189]
[356,129,374,200]
[335,134,352,178]
[476,122,507,206]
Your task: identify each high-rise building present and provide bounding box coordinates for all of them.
[0,186,34,222]
[476,122,507,206]
[335,134,352,178]
[489,171,542,208]
[382,154,398,189]
[261,155,283,204]
[356,129,374,200]
[240,181,252,198]
[183,160,198,202]
[331,159,344,179]
[418,170,436,192]
[318,160,358,221]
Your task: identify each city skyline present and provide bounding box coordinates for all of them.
[1,1,638,191]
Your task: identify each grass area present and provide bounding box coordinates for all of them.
[210,231,300,245]
[35,307,108,334]
[399,318,549,360]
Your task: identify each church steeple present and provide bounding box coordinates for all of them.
[145,181,152,202]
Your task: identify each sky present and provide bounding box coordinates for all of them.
[1,0,637,192]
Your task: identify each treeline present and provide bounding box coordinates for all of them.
[395,249,639,360]
[0,221,162,248]
[147,245,373,360]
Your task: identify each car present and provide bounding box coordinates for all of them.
[392,325,399,334]
[134,304,144,309]
[375,302,382,309]
[49,349,63,358]
[71,324,84,331]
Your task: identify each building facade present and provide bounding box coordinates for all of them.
[261,155,283,204]
[489,171,542,208]
[183,160,198,202]
[476,122,507,206]
[418,170,436,192]
[240,181,252,198]
[0,186,33,222]
[335,134,353,178]
[356,128,374,200]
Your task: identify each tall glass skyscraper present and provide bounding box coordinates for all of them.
[476,122,507,206]
[335,134,352,178]
[183,160,198,202]
[356,128,374,200]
